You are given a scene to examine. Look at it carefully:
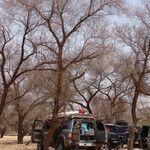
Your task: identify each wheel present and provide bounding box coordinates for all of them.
[56,141,65,150]
[100,144,111,150]
[37,143,44,150]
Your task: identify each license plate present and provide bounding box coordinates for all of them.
[79,143,93,146]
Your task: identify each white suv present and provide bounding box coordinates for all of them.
[31,114,108,150]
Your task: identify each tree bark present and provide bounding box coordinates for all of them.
[127,87,139,150]
[44,118,59,150]
[0,87,9,117]
[87,103,92,114]
[18,115,24,144]
[44,46,63,150]
[127,126,135,150]
[0,127,6,138]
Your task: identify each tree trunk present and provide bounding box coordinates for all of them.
[87,103,92,114]
[44,49,63,150]
[0,87,9,117]
[18,115,24,144]
[127,87,139,150]
[127,126,135,150]
[0,127,6,138]
[44,118,59,150]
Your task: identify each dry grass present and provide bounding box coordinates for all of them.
[0,136,36,150]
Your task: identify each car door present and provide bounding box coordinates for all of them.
[95,120,107,144]
[31,120,44,143]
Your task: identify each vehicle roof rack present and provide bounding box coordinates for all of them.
[49,111,95,119]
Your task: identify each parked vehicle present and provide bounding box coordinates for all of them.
[115,120,128,126]
[105,124,121,149]
[124,126,141,148]
[140,125,150,149]
[115,120,128,146]
[116,125,128,146]
[31,112,108,150]
[147,128,150,150]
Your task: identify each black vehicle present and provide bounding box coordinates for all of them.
[105,124,121,149]
[115,120,128,126]
[124,126,141,148]
[140,125,150,149]
[147,128,150,149]
[31,113,108,150]
[117,125,128,146]
[115,121,128,147]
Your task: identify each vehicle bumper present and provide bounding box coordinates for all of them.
[66,142,101,149]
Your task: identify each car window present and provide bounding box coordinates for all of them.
[141,126,150,137]
[105,125,117,133]
[81,122,95,131]
[117,126,128,133]
[96,120,105,130]
[73,119,81,129]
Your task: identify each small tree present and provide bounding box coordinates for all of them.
[10,72,50,144]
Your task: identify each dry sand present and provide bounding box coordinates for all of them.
[0,136,36,150]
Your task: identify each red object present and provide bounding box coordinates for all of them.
[79,108,85,114]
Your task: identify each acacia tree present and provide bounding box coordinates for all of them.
[25,0,125,149]
[10,72,50,144]
[70,20,115,115]
[98,73,132,123]
[0,2,47,118]
[115,4,150,148]
[71,76,101,114]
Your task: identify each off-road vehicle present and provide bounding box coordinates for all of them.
[140,125,150,149]
[31,112,108,150]
[147,128,150,150]
[105,124,121,149]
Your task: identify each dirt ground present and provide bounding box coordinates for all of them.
[0,136,142,150]
[0,136,54,150]
[0,136,37,150]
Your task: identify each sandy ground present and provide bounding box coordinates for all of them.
[0,136,142,150]
[0,136,37,150]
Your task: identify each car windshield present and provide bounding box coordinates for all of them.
[105,125,117,133]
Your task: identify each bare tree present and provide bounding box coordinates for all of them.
[115,11,150,149]
[96,72,132,122]
[29,0,125,149]
[0,2,46,118]
[9,73,50,144]
[71,76,101,114]
[0,0,125,148]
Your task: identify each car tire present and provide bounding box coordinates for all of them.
[37,143,44,150]
[99,144,111,150]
